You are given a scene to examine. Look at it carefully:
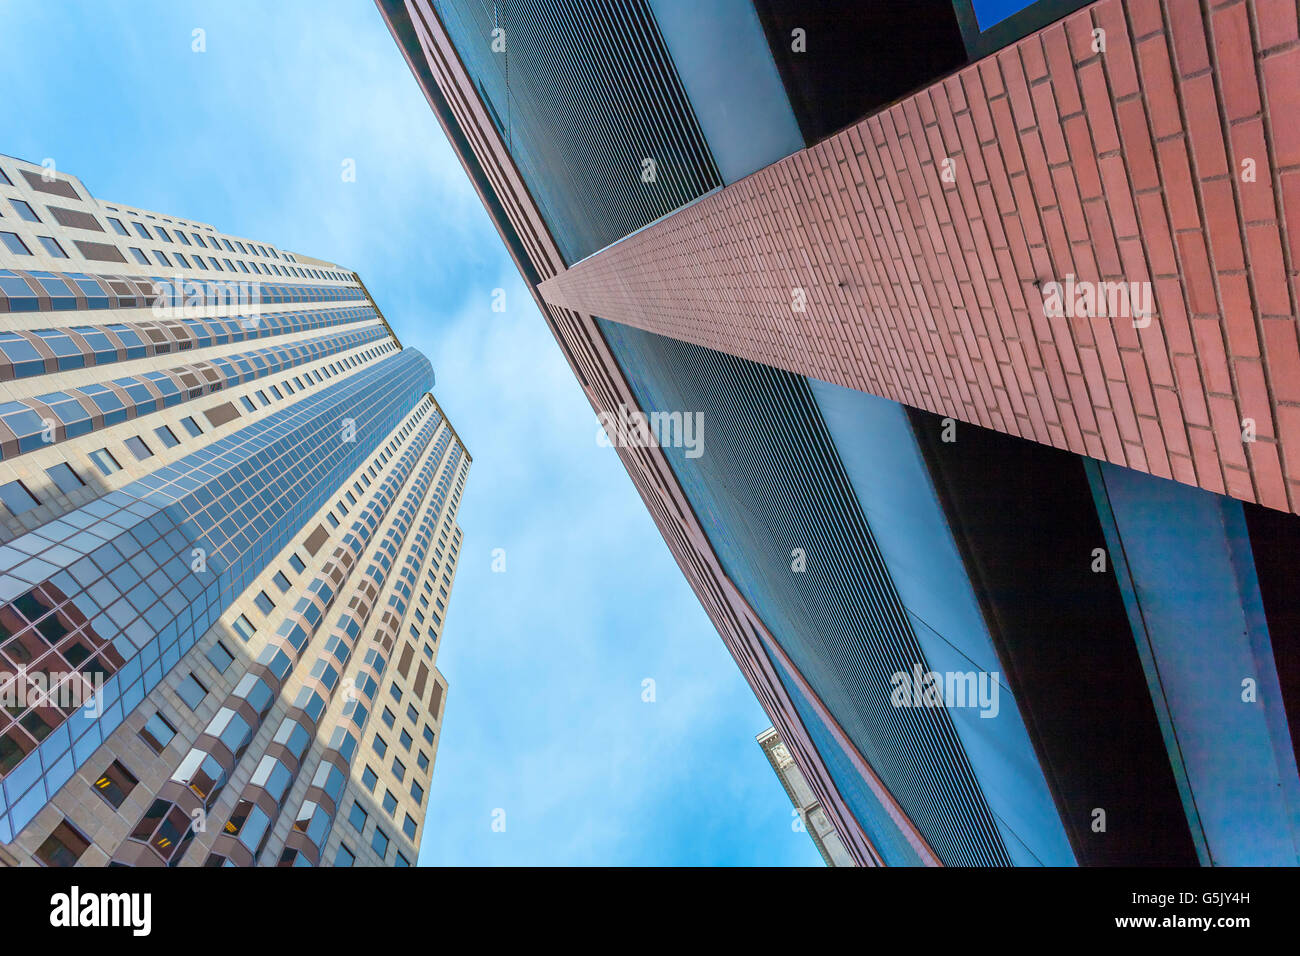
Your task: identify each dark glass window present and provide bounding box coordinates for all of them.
[36,820,91,867]
[92,759,139,809]
[140,711,176,753]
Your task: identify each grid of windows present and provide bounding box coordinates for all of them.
[0,349,434,841]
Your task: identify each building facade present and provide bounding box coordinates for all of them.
[381,0,1300,865]
[0,155,469,866]
[757,728,855,867]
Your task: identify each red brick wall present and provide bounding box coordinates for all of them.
[539,0,1300,514]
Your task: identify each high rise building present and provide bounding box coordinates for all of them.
[380,0,1300,865]
[757,727,855,867]
[0,155,469,866]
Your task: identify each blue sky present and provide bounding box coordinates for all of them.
[0,1,820,866]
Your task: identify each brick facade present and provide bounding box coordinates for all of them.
[538,0,1300,514]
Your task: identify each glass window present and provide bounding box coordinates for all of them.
[233,614,255,641]
[9,199,39,222]
[124,435,153,461]
[129,247,148,264]
[382,790,397,816]
[288,553,306,574]
[140,711,176,753]
[273,571,291,593]
[348,802,367,832]
[107,217,129,236]
[372,735,387,758]
[240,396,256,413]
[254,591,274,614]
[417,751,429,772]
[206,641,234,673]
[93,759,139,809]
[371,826,389,858]
[422,725,434,745]
[180,415,203,437]
[152,250,170,267]
[381,708,395,729]
[410,780,424,805]
[89,447,121,475]
[392,757,405,781]
[402,814,417,840]
[334,844,355,867]
[399,730,413,751]
[35,820,91,867]
[45,462,84,494]
[38,236,69,258]
[0,479,39,516]
[362,765,378,792]
[1,232,32,255]
[153,424,180,448]
[177,673,207,710]
[395,852,411,867]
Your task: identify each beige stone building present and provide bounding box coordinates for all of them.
[0,155,468,866]
[758,728,855,867]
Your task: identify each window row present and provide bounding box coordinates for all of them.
[0,266,365,315]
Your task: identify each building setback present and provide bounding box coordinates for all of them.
[0,156,469,866]
[381,0,1300,866]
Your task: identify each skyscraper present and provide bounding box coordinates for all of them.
[381,0,1300,865]
[0,155,469,866]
